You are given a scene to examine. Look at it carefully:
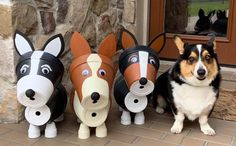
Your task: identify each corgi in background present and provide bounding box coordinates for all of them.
[153,36,221,135]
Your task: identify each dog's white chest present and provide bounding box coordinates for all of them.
[171,81,217,120]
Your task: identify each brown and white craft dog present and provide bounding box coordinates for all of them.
[114,29,166,125]
[70,32,116,139]
[153,36,221,135]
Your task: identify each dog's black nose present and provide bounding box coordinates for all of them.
[197,68,206,77]
[25,89,35,100]
[91,92,100,103]
[139,77,147,85]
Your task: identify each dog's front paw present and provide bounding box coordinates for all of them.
[201,126,216,136]
[171,123,183,134]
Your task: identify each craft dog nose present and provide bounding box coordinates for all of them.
[91,92,100,101]
[25,89,35,98]
[139,77,147,85]
[197,68,206,77]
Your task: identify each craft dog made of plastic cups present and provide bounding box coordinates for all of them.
[113,29,166,125]
[69,32,117,139]
[14,31,67,138]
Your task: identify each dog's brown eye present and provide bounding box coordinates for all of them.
[187,57,195,64]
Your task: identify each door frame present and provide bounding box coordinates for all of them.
[149,0,236,66]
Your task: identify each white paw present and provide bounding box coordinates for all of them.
[45,122,57,138]
[171,123,183,134]
[134,112,145,125]
[201,126,216,136]
[121,111,131,125]
[96,124,107,138]
[28,124,40,138]
[155,107,164,114]
[121,118,131,125]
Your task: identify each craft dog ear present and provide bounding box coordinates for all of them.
[118,29,138,50]
[14,30,34,56]
[42,34,65,57]
[70,32,91,58]
[97,33,117,59]
[148,33,166,54]
[174,35,185,55]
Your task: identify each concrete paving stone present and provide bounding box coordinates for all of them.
[0,130,41,145]
[181,137,206,146]
[206,141,229,146]
[134,137,178,146]
[105,140,134,146]
[221,71,234,81]
[0,138,25,146]
[160,133,185,144]
[0,126,12,135]
[32,138,77,146]
[104,130,137,144]
[119,125,165,140]
[64,134,109,146]
[188,130,233,145]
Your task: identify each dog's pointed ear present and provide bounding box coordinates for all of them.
[42,34,65,57]
[97,33,117,59]
[198,8,205,18]
[118,29,138,50]
[70,32,91,58]
[207,36,216,51]
[174,35,185,55]
[148,33,166,54]
[14,30,34,56]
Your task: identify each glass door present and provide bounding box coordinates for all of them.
[149,0,236,66]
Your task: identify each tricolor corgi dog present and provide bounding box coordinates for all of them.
[153,36,221,135]
[14,31,67,138]
[70,32,116,139]
[114,29,166,125]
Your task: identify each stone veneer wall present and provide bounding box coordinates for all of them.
[0,0,137,123]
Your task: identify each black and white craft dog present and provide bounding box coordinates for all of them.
[14,31,67,138]
[153,36,221,135]
[114,29,165,125]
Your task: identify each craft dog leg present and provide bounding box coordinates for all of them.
[45,122,57,138]
[28,124,40,138]
[96,123,107,138]
[78,123,90,139]
[121,110,131,125]
[134,111,144,125]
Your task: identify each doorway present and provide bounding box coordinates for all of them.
[149,0,236,66]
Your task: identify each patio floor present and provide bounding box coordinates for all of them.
[0,103,236,146]
[0,63,235,146]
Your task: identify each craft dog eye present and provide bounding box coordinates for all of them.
[98,69,106,76]
[82,69,90,76]
[41,65,52,74]
[20,64,29,74]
